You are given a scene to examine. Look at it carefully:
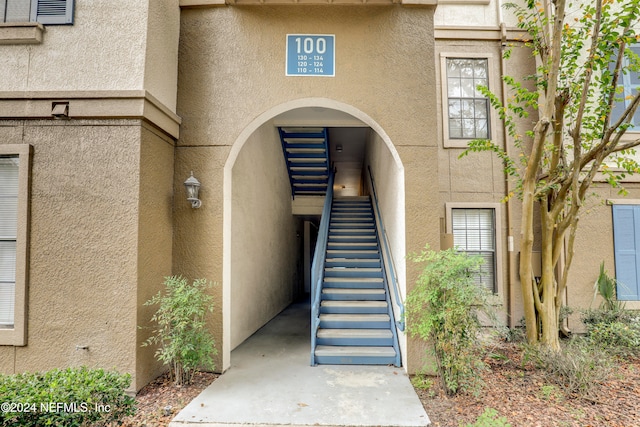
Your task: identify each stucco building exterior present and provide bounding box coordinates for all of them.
[1,0,639,391]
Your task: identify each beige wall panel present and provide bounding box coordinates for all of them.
[230,123,300,349]
[566,185,640,331]
[173,144,230,371]
[177,6,436,148]
[364,130,408,365]
[1,1,149,92]
[145,0,181,110]
[395,145,439,373]
[0,120,141,380]
[434,0,499,28]
[0,348,15,375]
[135,125,176,390]
[449,150,497,195]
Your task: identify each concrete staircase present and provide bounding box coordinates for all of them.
[314,196,399,365]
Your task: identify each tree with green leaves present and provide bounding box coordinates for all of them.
[463,0,640,351]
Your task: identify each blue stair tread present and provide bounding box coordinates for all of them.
[320,300,388,310]
[323,277,384,284]
[315,345,396,357]
[319,313,390,323]
[317,329,393,338]
[321,288,386,300]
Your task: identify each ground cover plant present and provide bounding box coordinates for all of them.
[0,367,135,427]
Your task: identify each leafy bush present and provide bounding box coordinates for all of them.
[527,339,614,397]
[405,247,496,395]
[581,263,640,357]
[464,408,512,427]
[143,276,217,385]
[586,319,640,357]
[0,366,135,427]
[593,261,624,312]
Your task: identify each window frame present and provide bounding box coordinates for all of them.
[0,144,31,346]
[440,53,497,148]
[611,44,640,133]
[1,0,74,25]
[611,202,640,302]
[445,202,503,295]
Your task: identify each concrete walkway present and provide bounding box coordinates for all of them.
[169,301,430,427]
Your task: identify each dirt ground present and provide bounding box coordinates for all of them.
[122,343,640,427]
[416,342,640,427]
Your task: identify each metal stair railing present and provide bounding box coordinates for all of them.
[367,166,405,333]
[310,171,334,365]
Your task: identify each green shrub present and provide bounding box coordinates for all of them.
[581,307,633,326]
[593,261,624,312]
[0,366,135,427]
[405,247,496,396]
[143,275,217,385]
[527,339,614,397]
[587,320,640,356]
[463,408,511,427]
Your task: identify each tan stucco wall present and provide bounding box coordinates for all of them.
[364,130,408,366]
[2,3,144,91]
[175,4,438,372]
[566,184,640,332]
[173,144,230,372]
[145,0,181,110]
[229,122,301,349]
[0,120,164,390]
[1,0,179,113]
[136,125,176,389]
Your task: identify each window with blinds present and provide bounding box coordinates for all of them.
[451,208,496,292]
[1,0,74,24]
[0,157,19,327]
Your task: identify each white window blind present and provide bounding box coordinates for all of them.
[452,208,496,291]
[0,157,19,327]
[2,0,30,22]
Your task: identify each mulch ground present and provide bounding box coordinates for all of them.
[121,372,218,427]
[417,342,640,427]
[122,343,640,427]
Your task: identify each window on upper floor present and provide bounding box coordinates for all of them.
[0,145,31,346]
[611,44,640,132]
[440,54,494,148]
[1,0,74,25]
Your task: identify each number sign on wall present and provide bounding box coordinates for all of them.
[286,35,335,77]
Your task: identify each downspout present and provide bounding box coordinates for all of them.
[497,0,516,327]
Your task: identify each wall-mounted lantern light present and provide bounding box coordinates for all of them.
[184,171,202,208]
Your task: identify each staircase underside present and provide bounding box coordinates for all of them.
[279,127,330,198]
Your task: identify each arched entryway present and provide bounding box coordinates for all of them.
[221,98,407,371]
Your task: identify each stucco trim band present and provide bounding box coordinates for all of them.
[181,0,434,5]
[435,26,529,41]
[0,91,182,139]
[0,23,44,45]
